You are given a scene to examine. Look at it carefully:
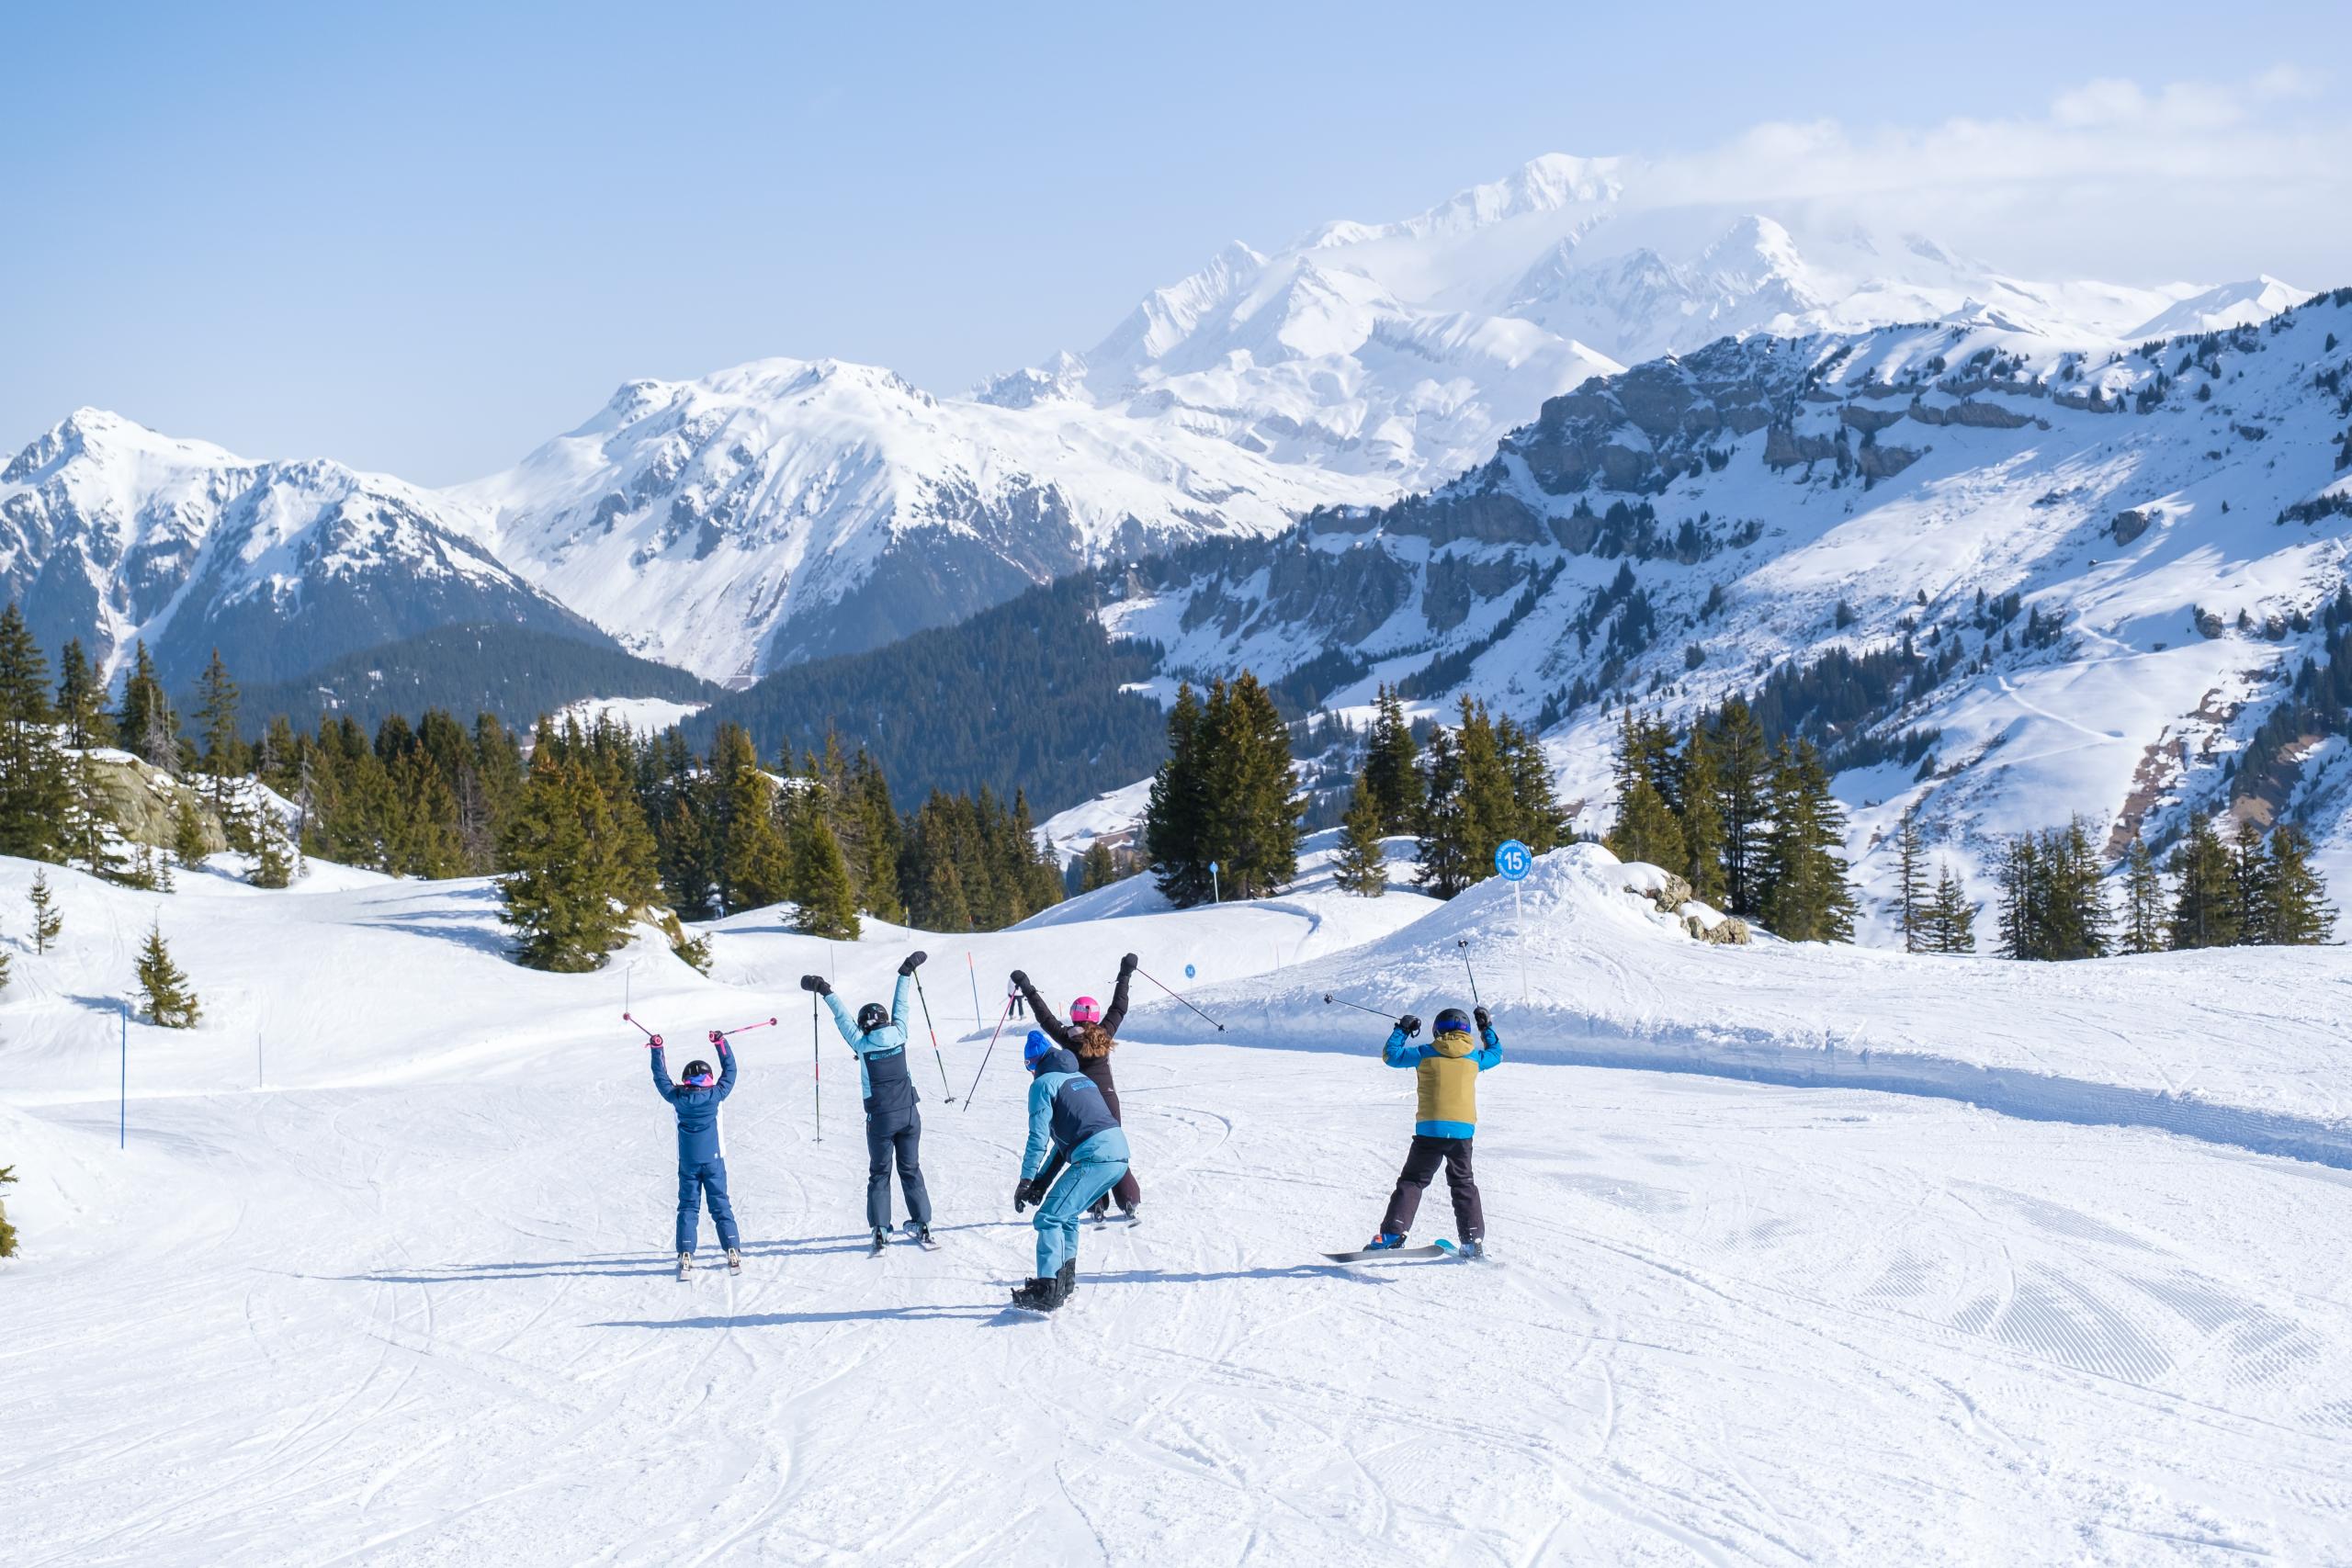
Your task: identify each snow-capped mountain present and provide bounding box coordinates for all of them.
[448,153,2301,684]
[0,410,604,689]
[447,358,1395,682]
[1099,289,2352,925]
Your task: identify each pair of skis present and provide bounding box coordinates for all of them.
[677,1250,743,1280]
[1320,1239,1484,1263]
[869,1222,942,1256]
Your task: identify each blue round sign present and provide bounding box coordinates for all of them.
[1494,840,1532,881]
[1184,964,1196,979]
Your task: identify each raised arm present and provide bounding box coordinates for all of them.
[715,1036,739,1100]
[649,1043,681,1102]
[1011,971,1076,1048]
[892,970,914,1029]
[1101,954,1137,1034]
[821,992,865,1047]
[1382,1015,1429,1069]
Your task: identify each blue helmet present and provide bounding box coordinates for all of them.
[1434,1008,1473,1036]
[1023,1029,1054,1070]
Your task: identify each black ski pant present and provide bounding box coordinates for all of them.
[865,1106,933,1230]
[1378,1134,1483,1242]
[1083,1083,1143,1215]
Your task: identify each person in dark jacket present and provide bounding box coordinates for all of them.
[649,1031,741,1278]
[1011,953,1141,1222]
[1364,1004,1501,1259]
[1008,1031,1131,1312]
[802,952,933,1251]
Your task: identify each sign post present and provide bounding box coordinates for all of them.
[1494,840,1532,1001]
[1208,861,1221,905]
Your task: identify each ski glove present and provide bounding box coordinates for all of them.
[899,950,927,976]
[1474,1006,1491,1032]
[646,1034,663,1049]
[1009,969,1030,988]
[1396,1014,1421,1039]
[1013,1178,1035,1213]
[799,975,831,996]
[1119,953,1138,975]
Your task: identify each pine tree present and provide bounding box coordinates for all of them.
[0,944,11,995]
[135,919,201,1027]
[1676,725,1727,907]
[173,795,211,869]
[0,1164,16,1258]
[194,649,241,808]
[1078,840,1121,893]
[2168,812,2240,950]
[28,868,62,953]
[1334,771,1389,897]
[1413,725,1475,897]
[716,738,791,913]
[1361,683,1423,832]
[1894,811,1926,953]
[1758,739,1858,942]
[250,804,295,889]
[1497,714,1568,852]
[1712,698,1771,917]
[116,642,179,772]
[2231,818,2272,945]
[2120,837,2167,953]
[2262,822,2336,945]
[54,637,113,750]
[1605,708,1686,872]
[61,752,125,884]
[787,808,862,941]
[1202,672,1304,900]
[0,604,69,862]
[1925,862,1976,953]
[497,751,630,972]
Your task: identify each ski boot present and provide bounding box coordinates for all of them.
[868,1228,889,1257]
[676,1251,693,1280]
[909,1222,940,1251]
[1364,1232,1407,1253]
[726,1248,743,1275]
[1057,1258,1078,1303]
[1118,1199,1141,1225]
[1009,1275,1065,1313]
[1087,1197,1110,1224]
[1454,1239,1484,1260]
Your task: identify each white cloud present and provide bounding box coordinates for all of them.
[1627,69,2350,284]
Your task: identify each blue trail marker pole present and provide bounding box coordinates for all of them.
[1495,840,1532,1002]
[1209,861,1220,904]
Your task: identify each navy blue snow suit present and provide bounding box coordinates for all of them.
[825,973,933,1231]
[1019,1046,1130,1276]
[650,1040,740,1255]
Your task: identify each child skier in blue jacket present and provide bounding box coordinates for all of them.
[801,952,934,1253]
[1009,1032,1130,1312]
[1365,1004,1500,1258]
[649,1032,741,1279]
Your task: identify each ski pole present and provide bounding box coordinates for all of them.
[714,1017,778,1038]
[810,994,823,1144]
[1322,991,1396,1021]
[961,991,1016,1109]
[1455,939,1483,1010]
[913,971,956,1101]
[622,1012,662,1043]
[1137,964,1226,1032]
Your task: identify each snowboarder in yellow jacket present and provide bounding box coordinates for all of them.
[1363,1004,1500,1258]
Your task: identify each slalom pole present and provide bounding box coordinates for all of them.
[961,992,1017,1109]
[1455,939,1483,1010]
[967,951,982,1030]
[1322,991,1396,1021]
[810,994,823,1145]
[913,972,956,1101]
[1136,964,1226,1032]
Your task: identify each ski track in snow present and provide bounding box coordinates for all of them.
[5,855,2352,1561]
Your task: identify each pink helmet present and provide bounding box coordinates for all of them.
[1069,996,1102,1025]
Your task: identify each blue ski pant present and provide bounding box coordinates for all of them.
[866,1107,933,1230]
[676,1157,741,1254]
[1034,1131,1131,1277]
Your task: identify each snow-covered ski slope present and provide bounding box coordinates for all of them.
[6,848,2352,1563]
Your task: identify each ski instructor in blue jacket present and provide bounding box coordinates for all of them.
[802,952,935,1253]
[1008,1032,1131,1313]
[649,1032,741,1279]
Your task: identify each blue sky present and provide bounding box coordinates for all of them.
[5,1,2346,482]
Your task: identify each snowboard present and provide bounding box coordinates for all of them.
[1321,1244,1448,1263]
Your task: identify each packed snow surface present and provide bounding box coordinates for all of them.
[6,849,2352,1563]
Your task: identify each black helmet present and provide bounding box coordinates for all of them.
[681,1059,716,1086]
[1433,1008,1472,1036]
[857,1002,889,1033]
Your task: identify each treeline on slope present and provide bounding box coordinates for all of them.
[2233,587,2352,812]
[1603,704,1860,942]
[1927,812,2335,961]
[0,603,1063,976]
[688,575,1170,817]
[232,623,718,735]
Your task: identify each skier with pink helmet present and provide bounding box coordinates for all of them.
[1010,953,1142,1221]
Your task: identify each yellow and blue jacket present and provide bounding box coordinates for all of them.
[1384,1022,1502,1138]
